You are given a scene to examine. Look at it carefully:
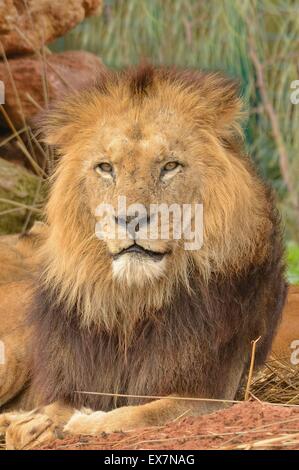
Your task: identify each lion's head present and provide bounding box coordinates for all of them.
[38,65,272,331]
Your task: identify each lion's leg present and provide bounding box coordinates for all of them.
[0,401,75,449]
[64,398,214,436]
[0,283,33,409]
[65,357,246,436]
[0,338,28,407]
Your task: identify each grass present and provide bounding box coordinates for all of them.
[251,356,299,405]
[287,242,299,284]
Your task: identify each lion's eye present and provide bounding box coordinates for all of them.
[163,161,180,172]
[95,162,113,175]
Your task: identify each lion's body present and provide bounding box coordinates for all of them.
[0,224,46,411]
[0,65,287,449]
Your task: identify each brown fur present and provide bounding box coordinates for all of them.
[0,223,46,411]
[0,65,287,448]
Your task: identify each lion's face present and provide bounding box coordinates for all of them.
[80,105,204,285]
[41,65,270,299]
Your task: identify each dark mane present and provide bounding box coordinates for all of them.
[127,62,155,96]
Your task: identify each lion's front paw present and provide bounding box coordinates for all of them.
[64,409,107,435]
[0,411,64,450]
[64,406,142,436]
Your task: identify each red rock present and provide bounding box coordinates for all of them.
[0,0,102,57]
[0,51,106,128]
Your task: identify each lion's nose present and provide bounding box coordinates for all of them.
[114,214,151,233]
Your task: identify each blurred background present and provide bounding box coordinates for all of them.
[0,0,298,282]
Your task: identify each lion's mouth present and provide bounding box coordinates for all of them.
[112,243,170,262]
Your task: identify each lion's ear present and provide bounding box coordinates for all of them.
[196,73,244,138]
[204,74,244,137]
[35,102,77,148]
[166,69,244,138]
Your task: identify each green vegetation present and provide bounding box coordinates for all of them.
[287,242,299,284]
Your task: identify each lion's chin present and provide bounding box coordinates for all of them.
[112,253,167,286]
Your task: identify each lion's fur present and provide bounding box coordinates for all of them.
[0,65,287,416]
[0,224,42,285]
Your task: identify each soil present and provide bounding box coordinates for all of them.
[40,402,299,450]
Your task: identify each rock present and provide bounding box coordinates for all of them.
[0,157,44,234]
[0,50,106,129]
[0,0,102,56]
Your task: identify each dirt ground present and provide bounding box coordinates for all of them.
[40,401,299,450]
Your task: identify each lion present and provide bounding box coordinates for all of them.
[0,64,287,449]
[0,222,46,284]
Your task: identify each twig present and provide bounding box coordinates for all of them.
[74,389,299,409]
[0,126,28,147]
[0,198,41,213]
[245,336,261,400]
[74,391,241,405]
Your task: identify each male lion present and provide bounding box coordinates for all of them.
[0,65,287,449]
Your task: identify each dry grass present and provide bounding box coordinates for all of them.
[251,356,299,405]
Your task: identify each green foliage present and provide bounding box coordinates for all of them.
[287,242,299,285]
